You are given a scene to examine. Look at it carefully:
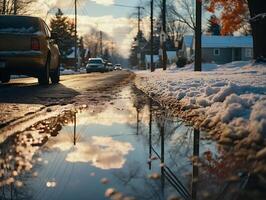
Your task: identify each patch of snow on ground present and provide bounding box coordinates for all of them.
[135,61,266,140]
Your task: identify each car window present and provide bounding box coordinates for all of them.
[88,60,103,64]
[0,16,40,33]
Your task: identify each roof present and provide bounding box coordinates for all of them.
[201,35,253,48]
[67,47,80,59]
[183,35,193,48]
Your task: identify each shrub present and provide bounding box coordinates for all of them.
[176,56,187,68]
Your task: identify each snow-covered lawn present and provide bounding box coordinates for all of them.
[135,61,266,153]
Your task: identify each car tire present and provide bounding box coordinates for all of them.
[0,73,10,83]
[38,56,50,85]
[50,61,60,84]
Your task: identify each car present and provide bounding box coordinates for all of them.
[106,62,114,71]
[114,64,122,70]
[86,58,107,73]
[0,15,60,85]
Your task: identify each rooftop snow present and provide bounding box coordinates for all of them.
[201,35,253,48]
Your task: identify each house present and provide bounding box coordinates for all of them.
[62,47,80,67]
[166,51,178,64]
[180,35,193,61]
[194,35,253,64]
[145,55,160,69]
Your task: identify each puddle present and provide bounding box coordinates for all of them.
[0,86,265,200]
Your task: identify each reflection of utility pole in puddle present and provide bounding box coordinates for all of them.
[192,128,200,200]
[149,99,152,170]
[136,108,140,135]
[160,118,165,197]
[1,182,15,200]
[148,105,192,199]
[73,112,77,146]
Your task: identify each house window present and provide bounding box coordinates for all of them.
[213,49,220,56]
[245,48,253,58]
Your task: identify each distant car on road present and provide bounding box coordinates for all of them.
[0,15,60,85]
[106,62,114,71]
[114,64,122,71]
[86,58,107,73]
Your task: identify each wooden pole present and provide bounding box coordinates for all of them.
[74,0,78,71]
[14,0,17,15]
[195,0,202,71]
[150,0,155,72]
[162,0,167,70]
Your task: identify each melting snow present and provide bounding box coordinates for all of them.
[135,61,266,138]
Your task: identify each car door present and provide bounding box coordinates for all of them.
[42,21,59,70]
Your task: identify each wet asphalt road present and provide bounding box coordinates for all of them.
[0,71,133,129]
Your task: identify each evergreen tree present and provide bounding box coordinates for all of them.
[50,9,76,58]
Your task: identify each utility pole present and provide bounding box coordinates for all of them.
[162,0,167,70]
[112,4,144,69]
[2,0,6,14]
[150,0,155,72]
[74,0,78,72]
[14,0,17,15]
[111,41,114,62]
[137,6,141,34]
[195,0,202,71]
[100,31,103,56]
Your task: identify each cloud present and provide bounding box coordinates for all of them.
[37,0,87,9]
[34,0,150,57]
[52,136,134,170]
[76,15,139,57]
[91,0,114,6]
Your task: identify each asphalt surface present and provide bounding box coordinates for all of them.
[0,71,134,130]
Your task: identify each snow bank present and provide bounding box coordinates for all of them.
[135,61,266,142]
[60,69,86,75]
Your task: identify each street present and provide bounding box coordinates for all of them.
[0,71,133,130]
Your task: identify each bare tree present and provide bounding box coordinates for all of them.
[0,0,37,15]
[167,0,196,31]
[83,27,118,59]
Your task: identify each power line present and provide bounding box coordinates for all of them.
[111,3,144,34]
[112,4,143,9]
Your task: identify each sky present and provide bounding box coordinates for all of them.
[34,0,148,57]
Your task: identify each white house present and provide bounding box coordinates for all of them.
[180,35,193,60]
[166,51,178,64]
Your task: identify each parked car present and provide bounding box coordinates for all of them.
[114,64,122,70]
[106,62,114,71]
[0,15,60,85]
[86,58,107,73]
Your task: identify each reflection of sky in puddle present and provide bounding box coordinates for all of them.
[52,136,134,170]
[0,87,222,200]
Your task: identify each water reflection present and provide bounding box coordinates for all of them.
[192,129,199,200]
[1,86,263,200]
[52,135,134,170]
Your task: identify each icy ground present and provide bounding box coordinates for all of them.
[135,61,266,148]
